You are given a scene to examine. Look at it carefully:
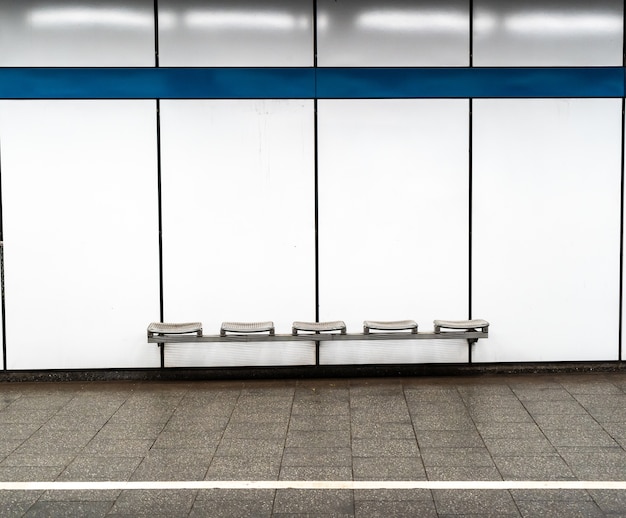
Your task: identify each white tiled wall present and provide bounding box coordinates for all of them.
[0,0,623,369]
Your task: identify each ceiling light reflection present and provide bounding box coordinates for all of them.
[505,12,622,35]
[473,11,497,33]
[356,10,468,32]
[28,7,153,28]
[184,10,308,31]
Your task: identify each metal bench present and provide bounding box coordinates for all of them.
[147,318,488,365]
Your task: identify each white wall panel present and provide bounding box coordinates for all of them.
[473,99,622,363]
[0,1,155,66]
[318,100,469,365]
[160,100,315,366]
[320,340,468,365]
[317,0,469,66]
[474,0,624,66]
[0,101,160,369]
[165,342,315,368]
[158,0,313,66]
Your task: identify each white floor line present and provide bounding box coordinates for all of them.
[0,481,625,491]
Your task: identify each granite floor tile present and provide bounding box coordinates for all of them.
[288,415,351,431]
[352,457,426,480]
[189,498,273,517]
[22,500,114,517]
[131,451,211,481]
[509,489,592,501]
[588,489,626,514]
[81,438,154,456]
[273,489,354,515]
[285,429,351,448]
[572,394,626,408]
[558,448,626,479]
[492,455,576,480]
[542,428,619,448]
[476,422,545,440]
[351,422,416,440]
[522,400,589,416]
[512,388,576,401]
[205,455,281,480]
[515,500,605,518]
[58,455,142,481]
[195,488,275,501]
[421,447,495,468]
[406,414,477,430]
[108,489,197,517]
[163,410,230,433]
[0,491,44,518]
[580,407,626,423]
[16,430,97,453]
[432,489,520,516]
[0,466,63,481]
[294,388,350,402]
[561,380,624,395]
[481,437,557,456]
[426,466,503,481]
[351,438,419,457]
[532,413,605,430]
[467,409,535,424]
[291,400,351,415]
[282,447,352,467]
[42,414,110,431]
[221,422,288,440]
[94,422,166,440]
[215,438,285,457]
[353,489,433,501]
[150,431,222,451]
[0,440,26,457]
[406,402,468,415]
[39,489,122,502]
[279,466,354,480]
[1,453,76,468]
[355,499,438,517]
[0,423,42,440]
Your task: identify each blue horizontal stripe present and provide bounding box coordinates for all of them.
[0,68,315,99]
[0,67,622,99]
[317,68,625,99]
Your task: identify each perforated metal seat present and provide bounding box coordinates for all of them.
[220,321,275,336]
[434,319,489,333]
[363,320,418,334]
[292,321,347,335]
[147,322,203,338]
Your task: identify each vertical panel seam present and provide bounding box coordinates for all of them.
[617,6,626,361]
[0,142,6,370]
[314,0,320,325]
[468,0,474,362]
[617,97,626,361]
[154,0,165,368]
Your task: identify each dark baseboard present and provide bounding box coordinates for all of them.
[0,361,624,383]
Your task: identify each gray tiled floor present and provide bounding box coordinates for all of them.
[0,372,625,516]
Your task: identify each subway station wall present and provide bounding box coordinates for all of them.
[0,1,624,369]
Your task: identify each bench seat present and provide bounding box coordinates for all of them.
[363,320,418,334]
[434,319,489,333]
[147,322,202,337]
[292,321,347,335]
[220,321,275,336]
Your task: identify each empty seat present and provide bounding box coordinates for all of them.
[363,320,418,334]
[434,319,489,333]
[292,321,347,335]
[220,321,275,336]
[147,322,203,337]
